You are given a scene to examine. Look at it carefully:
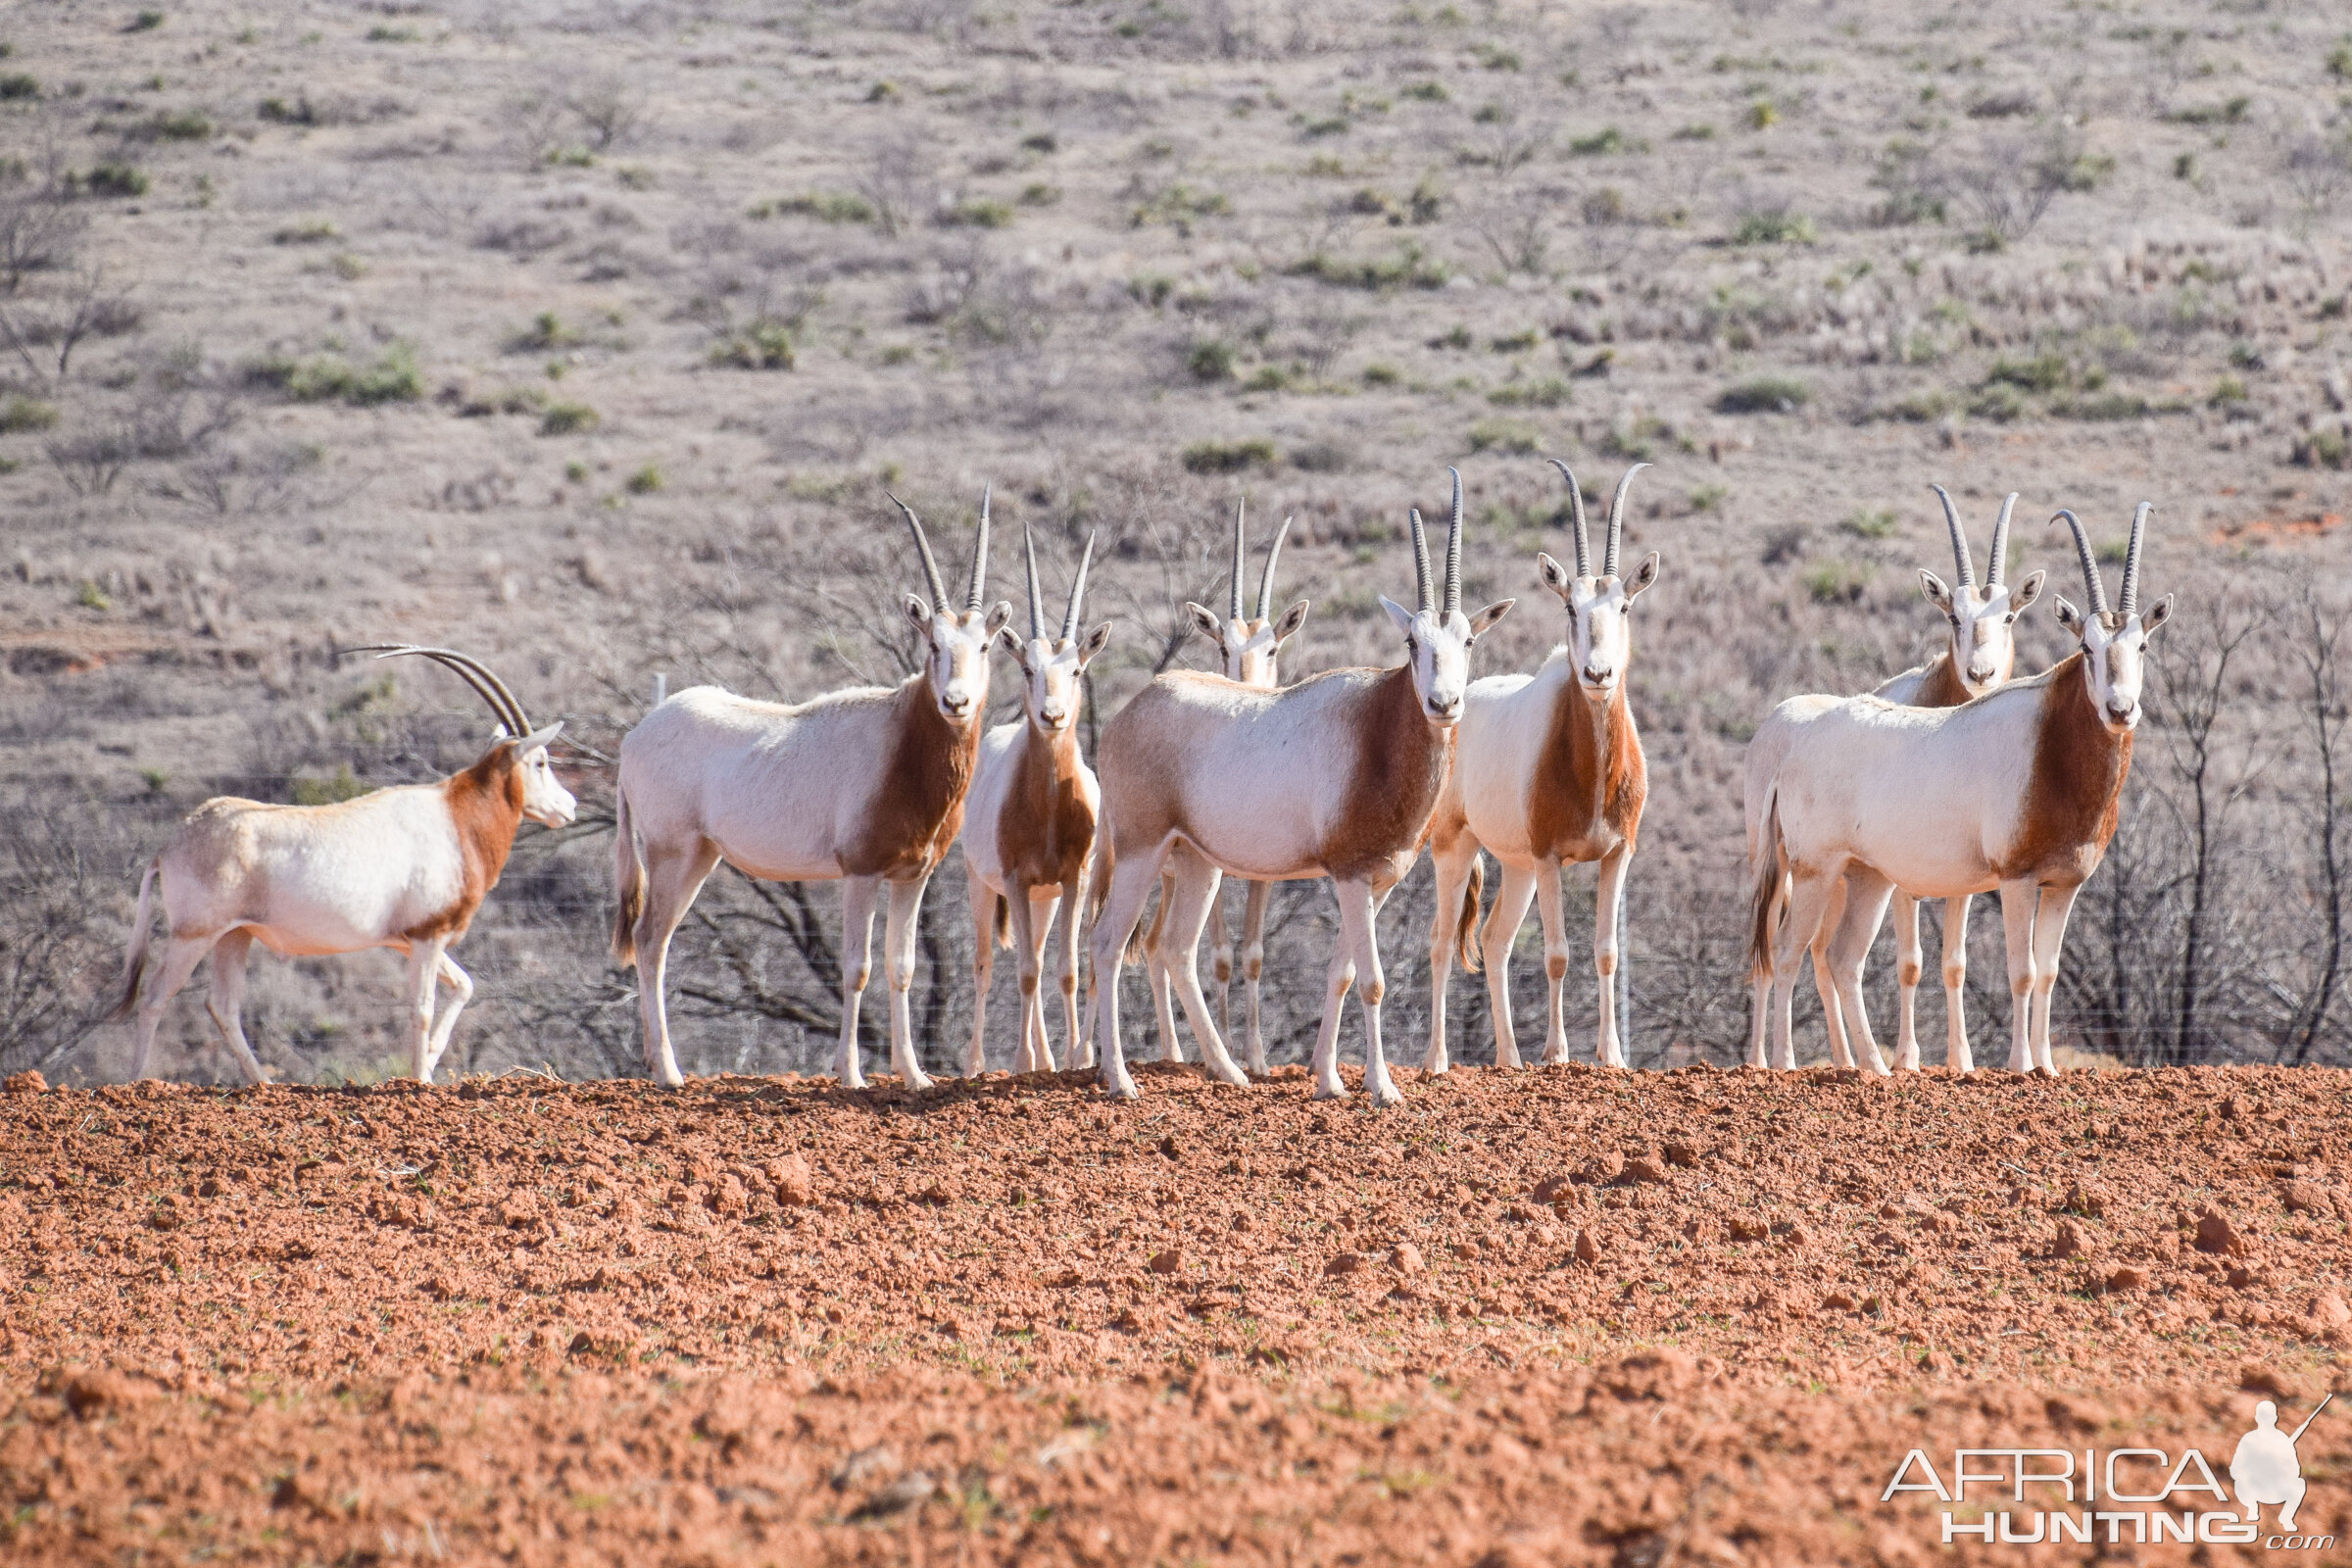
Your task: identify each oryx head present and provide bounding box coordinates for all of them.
[1533,460,1660,699]
[356,645,577,827]
[1184,499,1309,690]
[892,487,1013,725]
[1379,467,1514,725]
[2050,503,2174,733]
[1920,486,2047,696]
[1000,525,1112,736]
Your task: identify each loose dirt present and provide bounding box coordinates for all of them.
[1,1062,2345,1565]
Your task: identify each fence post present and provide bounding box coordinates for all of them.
[652,672,666,710]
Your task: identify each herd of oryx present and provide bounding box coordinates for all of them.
[111,462,2171,1100]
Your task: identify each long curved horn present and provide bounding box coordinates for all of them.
[888,493,950,611]
[1604,463,1648,579]
[1062,531,1097,643]
[2049,509,2109,614]
[1229,499,1247,622]
[1407,508,1434,613]
[1023,522,1046,642]
[967,484,991,612]
[1548,458,1591,578]
[1932,484,1976,587]
[1256,515,1293,620]
[1444,466,1464,620]
[2119,502,2152,615]
[350,646,529,736]
[1987,493,2018,587]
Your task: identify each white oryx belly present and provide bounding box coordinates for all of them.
[1452,669,1548,864]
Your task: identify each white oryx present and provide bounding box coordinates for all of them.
[1142,501,1308,1072]
[961,526,1111,1076]
[1748,504,2170,1076]
[1423,461,1656,1073]
[612,493,1008,1090]
[112,647,575,1084]
[1088,469,1512,1103]
[1745,486,2046,1073]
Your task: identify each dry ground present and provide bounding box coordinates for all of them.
[1,1062,2347,1565]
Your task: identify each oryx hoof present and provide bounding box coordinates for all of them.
[1206,1059,1250,1088]
[1311,1080,1349,1102]
[1368,1079,1403,1108]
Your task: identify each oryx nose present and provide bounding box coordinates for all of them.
[2106,700,2136,723]
[1042,708,1067,725]
[1584,662,1615,685]
[943,694,972,715]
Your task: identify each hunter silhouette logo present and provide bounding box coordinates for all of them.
[1882,1393,2336,1549]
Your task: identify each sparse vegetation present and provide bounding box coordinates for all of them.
[1715,375,1811,414]
[245,345,422,406]
[1180,437,1277,473]
[539,402,599,435]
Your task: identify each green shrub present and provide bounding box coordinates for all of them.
[625,464,662,494]
[1804,563,1871,604]
[2330,40,2352,80]
[1291,440,1351,473]
[1487,377,1570,409]
[2207,375,2248,408]
[1715,375,1810,414]
[1018,183,1060,207]
[137,109,212,141]
[708,321,794,369]
[246,344,422,405]
[1968,383,2027,421]
[1401,81,1449,101]
[2049,392,2157,420]
[539,402,599,436]
[76,164,149,198]
[749,191,877,223]
[271,219,338,245]
[1568,126,1629,156]
[943,197,1013,228]
[0,73,38,101]
[1181,438,1278,473]
[127,10,166,32]
[508,312,579,352]
[258,94,318,124]
[1288,242,1448,291]
[1732,209,1815,245]
[1984,353,2070,392]
[1360,364,1401,387]
[0,395,59,433]
[1840,508,1898,539]
[1186,339,1235,381]
[1688,483,1729,514]
[1466,417,1540,455]
[291,765,369,806]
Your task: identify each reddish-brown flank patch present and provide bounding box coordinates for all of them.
[1,1066,2346,1565]
[1323,664,1450,882]
[1997,652,2132,884]
[401,742,526,942]
[1527,681,1645,864]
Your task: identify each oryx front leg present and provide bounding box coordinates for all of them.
[1013,888,1054,1077]
[1161,859,1248,1087]
[1238,879,1270,1074]
[420,950,474,1083]
[129,932,216,1082]
[1087,848,1172,1100]
[1336,877,1401,1106]
[833,875,881,1090]
[1533,859,1576,1066]
[1995,878,2040,1075]
[964,874,998,1077]
[401,936,447,1086]
[882,873,936,1092]
[1591,842,1635,1068]
[1478,863,1540,1069]
[2027,883,2081,1077]
[631,837,720,1089]
[1057,869,1089,1071]
[1822,868,1895,1077]
[1422,838,1479,1076]
[205,928,270,1086]
[1888,891,1924,1071]
[1940,895,1975,1073]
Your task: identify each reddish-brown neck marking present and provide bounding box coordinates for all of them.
[1912,651,1976,710]
[1322,664,1451,882]
[995,718,1096,890]
[407,744,526,941]
[1526,667,1645,863]
[1998,651,2132,884]
[843,673,983,879]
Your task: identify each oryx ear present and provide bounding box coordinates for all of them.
[1378,596,1418,636]
[515,720,564,755]
[2052,594,2085,635]
[1272,598,1311,644]
[1184,602,1227,647]
[993,625,1031,668]
[1468,599,1515,638]
[1919,569,1954,614]
[1622,551,1661,600]
[1536,551,1574,601]
[2009,568,2045,613]
[904,593,936,635]
[2137,593,2174,638]
[1079,619,1114,664]
[983,600,1014,638]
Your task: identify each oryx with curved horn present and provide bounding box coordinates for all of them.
[1143,500,1310,1073]
[1744,486,2046,1073]
[1089,469,1512,1102]
[1748,503,2171,1075]
[112,647,575,1084]
[1424,461,1658,1073]
[613,490,1009,1089]
[962,526,1112,1075]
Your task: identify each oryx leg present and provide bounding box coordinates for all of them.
[1888,891,1925,1071]
[1238,879,1271,1073]
[1822,867,1896,1077]
[881,872,936,1092]
[1770,862,1845,1072]
[1807,875,1854,1070]
[964,871,999,1077]
[1160,857,1249,1087]
[1335,876,1401,1107]
[632,837,722,1089]
[1592,840,1634,1068]
[1039,881,1075,1073]
[1941,895,1976,1073]
[129,931,217,1082]
[204,928,270,1086]
[1144,872,1183,1063]
[1087,842,1177,1100]
[1422,832,1481,1076]
[1745,871,1789,1070]
[832,874,881,1090]
[1995,877,2040,1075]
[1479,862,1541,1070]
[420,949,474,1083]
[1057,866,1088,1071]
[1533,858,1574,1066]
[2027,883,2081,1077]
[400,934,446,1087]
[1207,882,1235,1043]
[1013,887,1054,1076]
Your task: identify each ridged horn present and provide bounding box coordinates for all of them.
[1987,492,2019,587]
[1548,458,1591,579]
[2119,502,2152,615]
[2049,509,2109,614]
[967,484,991,612]
[1932,484,1976,587]
[888,493,950,612]
[1444,466,1464,620]
[1229,499,1247,623]
[1062,532,1096,643]
[1023,522,1046,642]
[1604,463,1647,580]
[1408,507,1434,614]
[1256,515,1292,620]
[351,646,530,737]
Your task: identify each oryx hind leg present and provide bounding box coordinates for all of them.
[1591,841,1634,1069]
[1162,858,1247,1087]
[1823,867,1895,1077]
[881,873,936,1092]
[1479,863,1540,1070]
[1239,879,1270,1074]
[131,932,217,1082]
[1941,894,1976,1073]
[965,872,998,1077]
[1423,836,1478,1076]
[834,875,881,1090]
[204,928,270,1086]
[632,837,721,1089]
[1771,865,1844,1072]
[421,950,474,1083]
[1087,843,1176,1100]
[1808,876,1853,1069]
[1337,877,1401,1107]
[1889,890,1924,1071]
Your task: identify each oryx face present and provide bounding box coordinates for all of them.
[512,724,578,827]
[1381,600,1514,725]
[1002,623,1113,735]
[1186,600,1312,691]
[1922,568,2047,696]
[1538,550,1660,699]
[2059,598,2174,732]
[906,598,1013,724]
